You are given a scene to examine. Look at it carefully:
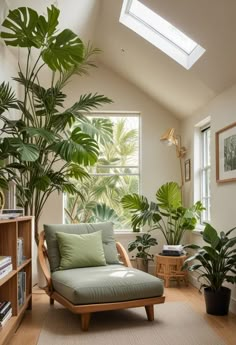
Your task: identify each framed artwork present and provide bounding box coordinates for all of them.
[184,159,191,182]
[216,122,236,183]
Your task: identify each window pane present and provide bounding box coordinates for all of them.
[64,115,140,230]
[200,126,211,223]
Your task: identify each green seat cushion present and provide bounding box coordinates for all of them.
[51,264,164,304]
[56,231,106,270]
[44,222,119,271]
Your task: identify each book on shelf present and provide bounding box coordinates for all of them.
[17,237,25,266]
[0,301,12,320]
[18,271,26,308]
[0,263,13,279]
[0,308,12,327]
[0,256,11,267]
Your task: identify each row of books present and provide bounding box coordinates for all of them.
[0,256,12,279]
[0,301,12,328]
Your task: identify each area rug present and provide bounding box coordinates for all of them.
[37,302,225,345]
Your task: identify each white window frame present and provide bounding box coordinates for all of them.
[119,0,205,69]
[200,125,211,224]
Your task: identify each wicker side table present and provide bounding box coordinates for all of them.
[155,254,188,288]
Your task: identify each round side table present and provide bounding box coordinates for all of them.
[155,254,188,288]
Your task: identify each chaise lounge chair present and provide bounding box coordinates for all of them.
[38,222,165,331]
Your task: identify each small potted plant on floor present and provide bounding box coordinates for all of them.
[182,223,236,315]
[128,233,158,272]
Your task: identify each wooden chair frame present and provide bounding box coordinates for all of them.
[38,231,165,331]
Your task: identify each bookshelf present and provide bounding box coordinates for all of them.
[0,217,32,345]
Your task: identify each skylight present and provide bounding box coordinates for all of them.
[119,0,205,69]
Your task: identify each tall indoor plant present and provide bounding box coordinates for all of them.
[182,223,236,315]
[0,5,112,243]
[121,181,204,244]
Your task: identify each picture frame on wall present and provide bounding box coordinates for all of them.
[216,121,236,183]
[184,159,191,182]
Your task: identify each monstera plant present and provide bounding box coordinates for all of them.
[0,5,112,243]
[122,181,204,245]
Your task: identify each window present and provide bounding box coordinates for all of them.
[200,126,211,223]
[120,0,205,69]
[64,114,140,230]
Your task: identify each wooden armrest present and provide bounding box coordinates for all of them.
[38,231,53,293]
[116,242,132,267]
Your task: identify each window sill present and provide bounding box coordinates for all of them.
[192,224,204,235]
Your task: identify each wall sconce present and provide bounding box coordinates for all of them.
[160,128,187,193]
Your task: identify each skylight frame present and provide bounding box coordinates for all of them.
[119,0,205,69]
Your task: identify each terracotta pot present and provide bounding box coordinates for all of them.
[204,286,231,315]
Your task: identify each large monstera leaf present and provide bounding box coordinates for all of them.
[0,6,59,48]
[42,29,84,71]
[1,6,84,71]
[51,127,99,166]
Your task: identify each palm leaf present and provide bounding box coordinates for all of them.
[156,181,181,210]
[0,82,18,114]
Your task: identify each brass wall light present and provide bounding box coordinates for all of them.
[160,128,187,192]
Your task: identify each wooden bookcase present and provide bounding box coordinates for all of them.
[0,216,32,345]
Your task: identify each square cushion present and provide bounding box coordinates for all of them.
[44,222,119,271]
[56,231,106,270]
[51,265,164,304]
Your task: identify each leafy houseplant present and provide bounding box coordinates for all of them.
[128,233,158,272]
[0,5,112,243]
[121,181,204,245]
[182,223,236,315]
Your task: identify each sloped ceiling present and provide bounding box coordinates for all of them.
[4,0,236,119]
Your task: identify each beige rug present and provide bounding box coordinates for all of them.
[37,302,225,345]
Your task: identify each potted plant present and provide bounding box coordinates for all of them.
[128,233,158,272]
[182,223,236,315]
[121,181,204,245]
[0,5,112,243]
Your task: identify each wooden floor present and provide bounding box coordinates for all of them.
[7,284,236,345]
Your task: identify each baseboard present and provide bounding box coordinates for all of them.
[230,297,236,314]
[188,273,236,314]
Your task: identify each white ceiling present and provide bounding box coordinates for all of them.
[5,0,236,119]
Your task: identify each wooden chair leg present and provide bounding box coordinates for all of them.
[81,313,91,331]
[50,297,54,305]
[145,305,154,321]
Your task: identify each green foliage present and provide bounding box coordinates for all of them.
[128,233,158,261]
[121,181,204,244]
[182,224,236,291]
[64,116,139,228]
[0,5,112,243]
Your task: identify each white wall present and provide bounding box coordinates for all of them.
[181,83,236,313]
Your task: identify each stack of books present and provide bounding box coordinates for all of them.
[0,256,12,279]
[162,244,184,256]
[0,301,12,328]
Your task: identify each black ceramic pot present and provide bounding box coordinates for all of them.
[204,286,231,315]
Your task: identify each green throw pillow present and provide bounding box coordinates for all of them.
[56,231,106,270]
